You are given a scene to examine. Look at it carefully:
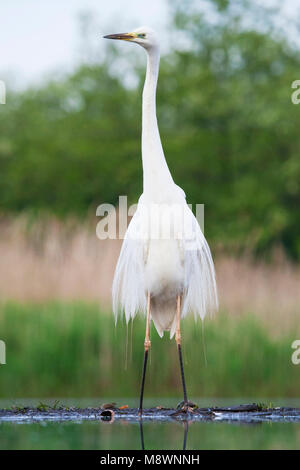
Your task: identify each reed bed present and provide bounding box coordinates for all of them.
[0,216,299,334]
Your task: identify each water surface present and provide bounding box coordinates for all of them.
[0,398,299,450]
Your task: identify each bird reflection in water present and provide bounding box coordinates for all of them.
[139,419,189,451]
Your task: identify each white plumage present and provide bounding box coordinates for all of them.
[110,26,218,338]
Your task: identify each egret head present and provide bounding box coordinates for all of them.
[103,26,159,51]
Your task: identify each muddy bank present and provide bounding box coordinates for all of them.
[1,403,300,423]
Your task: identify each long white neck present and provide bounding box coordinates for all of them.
[142,47,174,196]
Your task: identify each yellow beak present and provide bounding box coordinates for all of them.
[103,32,137,41]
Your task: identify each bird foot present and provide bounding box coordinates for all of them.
[176,400,198,412]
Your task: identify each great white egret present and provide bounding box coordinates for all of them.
[104,26,218,415]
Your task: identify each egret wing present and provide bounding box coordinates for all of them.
[181,206,218,321]
[112,203,148,323]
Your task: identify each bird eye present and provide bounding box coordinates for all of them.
[138,33,146,38]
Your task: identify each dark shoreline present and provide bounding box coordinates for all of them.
[1,403,300,423]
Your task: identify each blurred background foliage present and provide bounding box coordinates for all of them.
[0,0,300,259]
[0,302,298,398]
[0,0,300,401]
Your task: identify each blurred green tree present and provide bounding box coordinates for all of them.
[0,0,299,258]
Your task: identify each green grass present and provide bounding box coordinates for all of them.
[0,301,298,399]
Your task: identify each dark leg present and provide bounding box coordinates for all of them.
[176,295,188,404]
[139,419,145,450]
[139,293,151,416]
[139,349,149,415]
[178,343,188,403]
